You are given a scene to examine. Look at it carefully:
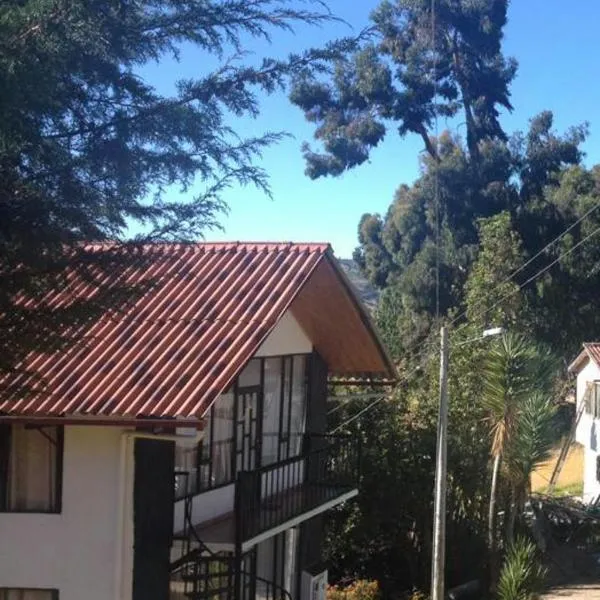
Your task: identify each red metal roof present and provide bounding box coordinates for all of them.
[0,242,394,421]
[569,342,600,374]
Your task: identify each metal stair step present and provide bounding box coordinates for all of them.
[183,585,233,599]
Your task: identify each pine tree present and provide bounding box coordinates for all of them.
[0,0,337,372]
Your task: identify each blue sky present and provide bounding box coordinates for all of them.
[141,1,600,258]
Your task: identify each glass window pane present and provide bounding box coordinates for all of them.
[280,358,292,459]
[211,390,235,485]
[290,356,307,456]
[7,426,58,512]
[262,358,282,465]
[238,359,261,388]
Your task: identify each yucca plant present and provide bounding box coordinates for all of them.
[504,393,557,542]
[482,334,556,553]
[496,537,547,600]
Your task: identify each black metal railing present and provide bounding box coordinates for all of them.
[170,556,292,600]
[170,435,357,600]
[175,439,235,499]
[171,485,293,600]
[174,434,306,500]
[235,434,359,543]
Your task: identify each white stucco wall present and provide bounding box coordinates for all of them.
[0,425,134,600]
[255,311,312,357]
[173,482,235,542]
[574,359,600,502]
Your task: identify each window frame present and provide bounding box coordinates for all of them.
[594,382,600,419]
[0,588,59,600]
[0,425,64,514]
[176,353,310,496]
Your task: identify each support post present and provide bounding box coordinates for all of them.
[431,325,449,600]
[234,475,243,600]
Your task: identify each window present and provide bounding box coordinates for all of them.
[263,355,307,465]
[0,425,63,513]
[583,382,600,418]
[594,383,600,418]
[174,354,309,495]
[0,589,58,600]
[254,530,298,599]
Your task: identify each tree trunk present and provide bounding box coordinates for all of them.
[507,481,528,544]
[488,453,501,591]
[451,45,481,165]
[488,453,501,551]
[506,486,516,546]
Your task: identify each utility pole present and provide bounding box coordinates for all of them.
[431,325,449,600]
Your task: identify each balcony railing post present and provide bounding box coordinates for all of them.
[234,473,243,600]
[356,435,362,487]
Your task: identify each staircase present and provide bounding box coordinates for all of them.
[170,490,292,600]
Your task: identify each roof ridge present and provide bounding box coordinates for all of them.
[82,241,331,250]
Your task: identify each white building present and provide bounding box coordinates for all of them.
[0,242,395,600]
[568,342,600,502]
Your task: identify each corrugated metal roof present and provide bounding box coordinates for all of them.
[569,342,600,374]
[0,242,394,421]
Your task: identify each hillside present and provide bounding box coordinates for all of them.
[339,259,380,313]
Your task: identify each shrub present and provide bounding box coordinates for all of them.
[327,580,380,600]
[496,537,547,600]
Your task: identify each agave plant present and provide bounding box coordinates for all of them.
[496,537,547,600]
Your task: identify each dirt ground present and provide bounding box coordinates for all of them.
[531,442,584,495]
[532,442,593,597]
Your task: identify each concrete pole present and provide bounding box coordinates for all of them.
[431,325,449,600]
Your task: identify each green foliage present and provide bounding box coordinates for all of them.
[311,2,599,597]
[505,393,557,492]
[291,0,516,176]
[481,333,557,554]
[325,353,490,596]
[0,0,339,372]
[482,334,556,458]
[496,537,547,600]
[465,212,524,329]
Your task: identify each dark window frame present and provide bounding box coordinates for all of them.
[179,353,310,496]
[594,382,600,418]
[0,425,64,514]
[0,588,59,600]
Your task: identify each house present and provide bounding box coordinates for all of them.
[568,342,600,502]
[0,242,395,600]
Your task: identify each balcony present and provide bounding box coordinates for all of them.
[175,434,359,552]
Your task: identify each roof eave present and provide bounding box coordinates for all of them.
[569,347,594,374]
[0,414,205,429]
[323,249,397,380]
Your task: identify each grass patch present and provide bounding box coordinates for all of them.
[531,441,584,495]
[536,480,584,497]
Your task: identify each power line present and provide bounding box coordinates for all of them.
[395,217,600,382]
[350,200,600,412]
[330,395,386,434]
[432,0,440,322]
[450,199,600,329]
[454,221,600,337]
